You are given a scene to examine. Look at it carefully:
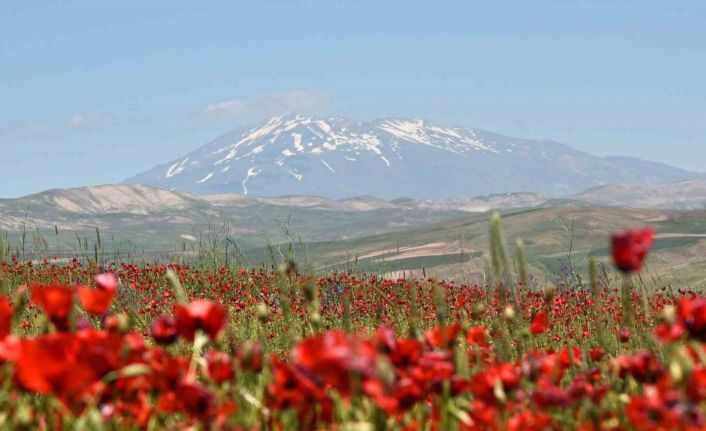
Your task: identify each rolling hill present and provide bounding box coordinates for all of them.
[2,183,706,288]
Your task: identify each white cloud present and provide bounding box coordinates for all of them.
[201,90,330,123]
[202,100,249,119]
[19,120,46,132]
[0,120,47,135]
[69,113,92,128]
[68,112,141,129]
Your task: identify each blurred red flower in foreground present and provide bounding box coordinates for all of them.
[30,283,74,330]
[78,273,118,315]
[611,228,654,273]
[14,330,122,412]
[0,297,12,339]
[174,300,227,341]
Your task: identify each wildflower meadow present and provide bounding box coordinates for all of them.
[0,215,703,430]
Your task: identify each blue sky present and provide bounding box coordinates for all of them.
[1,0,705,197]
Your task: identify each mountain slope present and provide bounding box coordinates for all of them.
[123,114,695,199]
[573,179,706,210]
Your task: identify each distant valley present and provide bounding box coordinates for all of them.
[1,181,706,285]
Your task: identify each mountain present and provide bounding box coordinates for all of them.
[123,114,695,199]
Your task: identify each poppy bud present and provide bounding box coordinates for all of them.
[103,313,130,333]
[303,282,317,304]
[661,304,676,325]
[471,304,485,320]
[543,283,555,301]
[236,341,263,372]
[310,311,321,326]
[278,259,298,277]
[375,357,396,388]
[503,305,516,321]
[618,327,630,342]
[669,360,684,383]
[15,401,33,427]
[256,303,270,323]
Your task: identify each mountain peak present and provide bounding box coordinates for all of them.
[124,115,695,199]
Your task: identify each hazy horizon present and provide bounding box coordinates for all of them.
[2,1,705,198]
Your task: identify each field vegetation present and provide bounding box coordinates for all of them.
[0,214,703,429]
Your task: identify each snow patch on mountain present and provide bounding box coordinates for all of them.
[242,167,259,194]
[196,173,213,184]
[166,158,190,178]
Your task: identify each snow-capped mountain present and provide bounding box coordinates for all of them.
[124,114,694,199]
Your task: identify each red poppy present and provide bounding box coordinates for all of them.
[177,381,215,419]
[589,347,605,362]
[150,316,178,344]
[466,326,488,346]
[30,283,74,330]
[15,333,82,394]
[424,323,461,349]
[626,385,704,430]
[687,365,706,403]
[532,378,569,408]
[174,300,227,341]
[266,355,331,425]
[676,297,706,341]
[507,409,554,431]
[14,330,122,412]
[613,351,663,383]
[389,338,423,368]
[530,311,549,335]
[292,331,377,395]
[77,273,118,315]
[204,350,234,384]
[611,228,654,273]
[77,289,112,315]
[654,321,685,343]
[470,363,521,403]
[0,296,12,339]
